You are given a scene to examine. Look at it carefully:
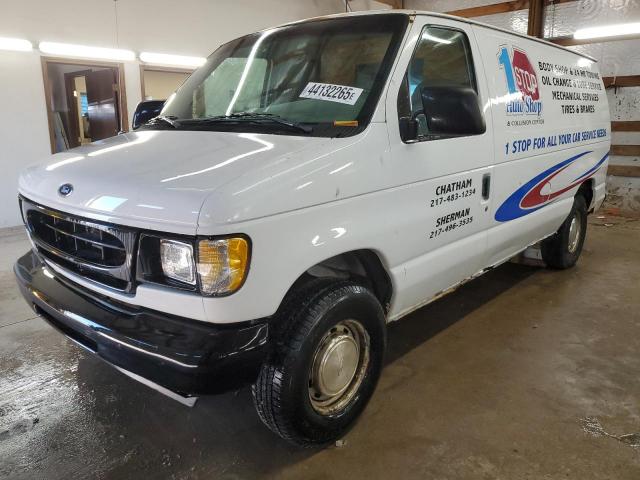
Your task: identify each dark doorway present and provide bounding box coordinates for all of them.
[42,58,129,153]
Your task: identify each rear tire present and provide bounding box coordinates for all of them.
[541,195,587,269]
[252,280,386,446]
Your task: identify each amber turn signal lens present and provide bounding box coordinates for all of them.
[197,237,249,295]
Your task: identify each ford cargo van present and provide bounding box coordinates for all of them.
[15,11,610,445]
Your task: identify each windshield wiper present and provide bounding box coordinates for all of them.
[146,115,181,129]
[182,113,312,134]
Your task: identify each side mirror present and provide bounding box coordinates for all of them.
[420,86,485,136]
[399,116,418,142]
[132,100,165,130]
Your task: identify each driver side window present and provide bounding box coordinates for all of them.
[398,25,477,137]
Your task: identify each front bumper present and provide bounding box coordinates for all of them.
[14,250,269,400]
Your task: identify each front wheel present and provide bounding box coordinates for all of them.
[541,195,588,269]
[252,280,386,446]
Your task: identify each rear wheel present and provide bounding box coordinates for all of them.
[541,195,587,269]
[252,280,386,446]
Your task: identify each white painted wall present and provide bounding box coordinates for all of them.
[348,0,392,10]
[0,50,52,227]
[0,0,347,227]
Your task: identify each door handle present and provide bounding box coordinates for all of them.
[482,173,491,200]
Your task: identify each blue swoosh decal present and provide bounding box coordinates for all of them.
[495,150,607,222]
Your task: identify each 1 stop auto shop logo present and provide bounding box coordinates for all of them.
[498,45,543,116]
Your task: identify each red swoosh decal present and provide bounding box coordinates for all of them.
[521,160,602,209]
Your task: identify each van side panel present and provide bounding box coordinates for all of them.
[472,25,610,266]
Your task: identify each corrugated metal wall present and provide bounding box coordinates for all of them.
[549,1,640,211]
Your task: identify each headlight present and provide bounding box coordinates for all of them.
[197,237,249,295]
[160,239,196,285]
[137,234,250,295]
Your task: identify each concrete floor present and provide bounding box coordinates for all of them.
[1,214,639,479]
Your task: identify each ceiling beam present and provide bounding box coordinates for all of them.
[544,0,578,5]
[446,0,529,18]
[527,0,544,37]
[445,0,575,19]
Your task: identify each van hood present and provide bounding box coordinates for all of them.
[19,130,331,234]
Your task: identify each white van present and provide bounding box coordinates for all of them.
[15,10,610,445]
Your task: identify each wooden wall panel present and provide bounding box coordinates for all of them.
[604,76,640,88]
[608,165,640,177]
[611,145,640,156]
[611,121,640,132]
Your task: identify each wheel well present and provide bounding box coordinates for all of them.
[577,179,594,212]
[290,250,393,313]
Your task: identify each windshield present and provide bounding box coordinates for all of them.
[154,14,408,137]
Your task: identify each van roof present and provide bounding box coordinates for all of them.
[279,10,597,62]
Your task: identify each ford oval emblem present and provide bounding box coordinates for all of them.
[58,183,73,197]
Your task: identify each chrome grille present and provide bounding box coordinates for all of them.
[21,198,137,292]
[28,210,127,266]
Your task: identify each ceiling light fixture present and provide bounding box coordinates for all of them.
[139,52,206,68]
[574,22,640,40]
[0,37,33,52]
[39,41,135,61]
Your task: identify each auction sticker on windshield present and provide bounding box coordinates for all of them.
[299,82,364,105]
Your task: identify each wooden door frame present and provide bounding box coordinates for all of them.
[64,69,92,149]
[41,56,129,153]
[139,64,194,100]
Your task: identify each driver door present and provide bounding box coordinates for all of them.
[385,17,495,316]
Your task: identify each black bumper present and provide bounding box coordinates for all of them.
[14,250,269,397]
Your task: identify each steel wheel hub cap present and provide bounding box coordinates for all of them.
[308,319,370,415]
[316,333,359,396]
[568,213,581,253]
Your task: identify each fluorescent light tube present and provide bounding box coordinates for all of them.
[139,52,206,67]
[39,41,135,61]
[0,37,33,52]
[574,22,640,40]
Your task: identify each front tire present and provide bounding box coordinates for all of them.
[252,280,386,446]
[541,195,588,269]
